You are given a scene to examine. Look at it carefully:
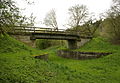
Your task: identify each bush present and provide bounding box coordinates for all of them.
[36,39,51,49]
[36,39,66,50]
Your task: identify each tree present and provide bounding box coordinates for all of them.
[0,0,21,34]
[0,0,36,34]
[68,4,89,28]
[84,19,102,37]
[99,0,120,43]
[44,9,58,31]
[106,0,120,40]
[112,0,120,14]
[26,13,36,27]
[70,18,101,37]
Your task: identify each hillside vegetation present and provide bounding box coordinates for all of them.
[0,34,81,83]
[43,37,120,83]
[0,34,120,83]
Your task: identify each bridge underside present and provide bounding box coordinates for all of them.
[30,33,80,49]
[30,33,80,40]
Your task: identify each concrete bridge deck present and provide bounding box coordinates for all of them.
[30,32,80,40]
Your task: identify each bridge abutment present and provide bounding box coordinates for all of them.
[12,35,36,48]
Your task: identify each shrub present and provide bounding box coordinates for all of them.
[36,39,51,49]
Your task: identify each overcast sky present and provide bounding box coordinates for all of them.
[14,0,112,29]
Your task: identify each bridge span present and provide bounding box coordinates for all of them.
[8,26,91,49]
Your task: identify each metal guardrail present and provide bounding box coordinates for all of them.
[10,26,78,35]
[7,26,93,39]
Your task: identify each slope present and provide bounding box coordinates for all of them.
[0,34,81,83]
[42,37,120,83]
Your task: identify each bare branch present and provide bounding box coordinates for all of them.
[44,9,58,31]
[68,4,89,28]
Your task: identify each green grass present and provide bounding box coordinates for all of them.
[42,37,120,83]
[0,34,120,83]
[0,34,84,83]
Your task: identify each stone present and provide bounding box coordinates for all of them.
[34,54,48,60]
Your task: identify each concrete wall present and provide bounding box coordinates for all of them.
[11,35,36,48]
[57,50,111,60]
[67,38,91,49]
[77,38,91,48]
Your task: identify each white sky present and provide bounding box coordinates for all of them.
[14,0,112,29]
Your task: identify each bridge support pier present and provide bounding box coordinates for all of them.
[67,40,77,49]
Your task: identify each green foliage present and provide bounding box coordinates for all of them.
[0,35,80,83]
[0,0,20,33]
[75,37,119,52]
[42,37,120,83]
[100,16,120,44]
[67,19,102,37]
[0,34,120,83]
[36,39,51,49]
[99,0,120,43]
[36,39,66,50]
[0,0,36,34]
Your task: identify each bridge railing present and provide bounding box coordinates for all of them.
[10,26,78,35]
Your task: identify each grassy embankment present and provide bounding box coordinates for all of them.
[0,34,120,83]
[0,34,80,83]
[43,37,120,83]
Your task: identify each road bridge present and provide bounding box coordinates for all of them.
[8,26,92,49]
